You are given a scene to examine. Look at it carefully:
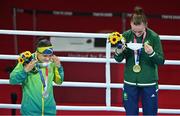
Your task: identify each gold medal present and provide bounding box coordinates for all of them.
[133,64,141,73]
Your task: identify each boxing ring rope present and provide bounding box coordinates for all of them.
[1,79,180,90]
[0,29,180,114]
[1,54,180,64]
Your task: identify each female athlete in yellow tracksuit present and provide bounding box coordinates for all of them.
[10,39,64,115]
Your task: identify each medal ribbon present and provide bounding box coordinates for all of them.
[37,64,49,94]
[44,67,48,92]
[134,31,146,65]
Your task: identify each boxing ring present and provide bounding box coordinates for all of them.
[0,29,180,114]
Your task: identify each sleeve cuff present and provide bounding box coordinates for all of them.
[149,51,155,57]
[115,48,123,55]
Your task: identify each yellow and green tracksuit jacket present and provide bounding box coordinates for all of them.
[9,57,64,115]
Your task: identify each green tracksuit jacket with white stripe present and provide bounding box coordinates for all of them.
[10,55,64,115]
[114,28,164,86]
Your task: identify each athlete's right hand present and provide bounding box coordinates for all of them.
[115,44,126,55]
[24,59,38,72]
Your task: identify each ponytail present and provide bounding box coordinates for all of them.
[131,6,147,26]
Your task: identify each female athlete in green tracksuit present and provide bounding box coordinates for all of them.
[114,6,164,115]
[10,39,64,115]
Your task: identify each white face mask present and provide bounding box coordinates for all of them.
[38,61,52,67]
[127,43,143,51]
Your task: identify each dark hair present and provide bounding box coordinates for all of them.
[130,6,147,26]
[36,38,52,48]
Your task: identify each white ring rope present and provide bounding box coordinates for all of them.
[0,29,108,38]
[0,104,180,114]
[1,55,180,65]
[0,29,180,114]
[1,79,180,90]
[0,29,180,40]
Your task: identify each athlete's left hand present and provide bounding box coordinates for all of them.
[51,55,61,67]
[144,43,153,54]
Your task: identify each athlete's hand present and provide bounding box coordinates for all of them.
[144,43,153,54]
[24,59,38,72]
[115,44,126,55]
[51,55,61,67]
